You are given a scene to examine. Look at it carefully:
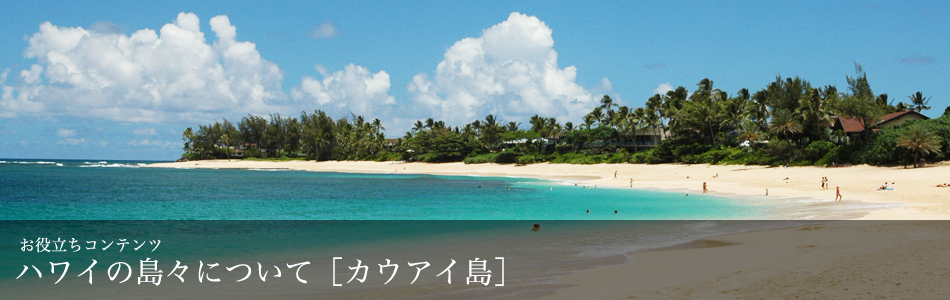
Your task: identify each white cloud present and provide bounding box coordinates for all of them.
[595,77,613,92]
[3,12,285,122]
[407,12,601,125]
[56,128,76,137]
[293,63,395,117]
[21,65,43,84]
[309,22,338,39]
[127,139,173,148]
[132,127,157,135]
[1,67,45,117]
[60,138,85,145]
[90,21,125,34]
[652,82,674,96]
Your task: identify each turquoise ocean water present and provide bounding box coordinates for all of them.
[0,159,891,220]
[0,159,898,299]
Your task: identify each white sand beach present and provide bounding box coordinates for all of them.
[147,160,950,298]
[148,160,950,219]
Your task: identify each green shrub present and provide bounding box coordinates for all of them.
[851,117,950,166]
[462,152,518,164]
[606,149,630,163]
[516,154,537,165]
[463,153,496,164]
[373,151,405,162]
[799,140,839,166]
[630,148,661,164]
[550,152,609,164]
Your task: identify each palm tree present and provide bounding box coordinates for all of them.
[637,106,662,147]
[587,107,604,128]
[908,91,931,113]
[582,114,596,130]
[545,117,560,138]
[769,109,802,140]
[529,114,545,135]
[599,95,618,114]
[720,96,748,134]
[896,124,942,167]
[749,90,771,130]
[182,127,195,153]
[739,120,764,151]
[506,121,520,132]
[482,114,501,151]
[797,87,832,141]
[220,134,231,161]
[412,120,425,133]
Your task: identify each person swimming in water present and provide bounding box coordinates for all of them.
[532,223,541,231]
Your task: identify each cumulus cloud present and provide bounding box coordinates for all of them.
[652,82,674,96]
[292,64,395,117]
[90,21,125,34]
[309,22,338,39]
[898,55,935,65]
[2,12,285,122]
[407,12,602,125]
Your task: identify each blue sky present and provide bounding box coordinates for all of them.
[1,1,947,160]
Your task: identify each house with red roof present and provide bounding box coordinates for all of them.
[830,110,929,142]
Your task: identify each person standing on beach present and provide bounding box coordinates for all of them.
[614,170,617,180]
[835,186,842,201]
[703,182,708,193]
[630,178,633,188]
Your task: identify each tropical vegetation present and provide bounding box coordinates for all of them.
[182,64,950,167]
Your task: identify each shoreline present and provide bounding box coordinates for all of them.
[143,160,950,298]
[147,160,950,220]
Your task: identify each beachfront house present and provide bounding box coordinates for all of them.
[557,127,668,152]
[629,127,668,149]
[830,110,930,142]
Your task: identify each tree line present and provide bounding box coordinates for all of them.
[182,64,948,167]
